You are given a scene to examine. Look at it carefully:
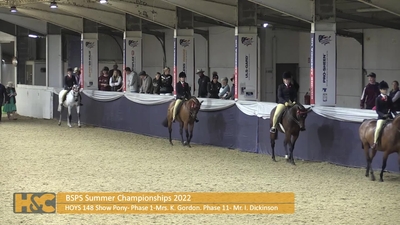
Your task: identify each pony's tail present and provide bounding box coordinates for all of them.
[162,117,168,127]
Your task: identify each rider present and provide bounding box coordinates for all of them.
[172,72,199,123]
[370,80,398,150]
[61,68,80,107]
[270,71,298,133]
[73,67,83,106]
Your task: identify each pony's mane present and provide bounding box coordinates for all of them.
[187,96,199,104]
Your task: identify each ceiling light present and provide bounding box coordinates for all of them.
[2,59,5,63]
[28,34,38,38]
[10,6,17,13]
[50,1,58,9]
[263,23,269,28]
[99,0,108,4]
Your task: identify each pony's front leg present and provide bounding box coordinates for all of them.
[77,106,81,128]
[184,122,191,148]
[67,106,72,128]
[188,123,194,147]
[289,134,299,165]
[58,106,63,126]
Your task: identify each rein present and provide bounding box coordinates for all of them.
[286,104,307,128]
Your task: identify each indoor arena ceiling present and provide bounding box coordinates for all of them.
[0,0,400,34]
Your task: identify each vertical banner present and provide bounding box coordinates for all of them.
[237,34,258,101]
[124,37,142,92]
[310,32,315,104]
[314,31,336,106]
[81,39,98,90]
[175,36,194,95]
[234,35,239,100]
[173,38,177,96]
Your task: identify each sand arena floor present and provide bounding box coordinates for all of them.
[1,116,400,225]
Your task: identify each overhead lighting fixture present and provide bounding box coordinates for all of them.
[28,34,38,38]
[50,1,58,9]
[356,8,383,13]
[99,0,108,4]
[10,6,17,13]
[1,59,5,63]
[263,23,269,28]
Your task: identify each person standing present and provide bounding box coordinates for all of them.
[3,82,17,120]
[98,67,111,91]
[125,67,140,93]
[153,72,162,95]
[160,67,173,95]
[196,69,210,98]
[389,80,400,111]
[207,73,221,99]
[0,82,6,123]
[360,72,380,109]
[139,71,153,94]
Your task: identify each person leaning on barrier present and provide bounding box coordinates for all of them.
[370,80,398,151]
[173,72,199,123]
[125,67,140,93]
[389,80,400,111]
[139,71,153,94]
[270,71,297,134]
[361,72,380,109]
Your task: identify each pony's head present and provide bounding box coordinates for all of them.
[187,97,203,120]
[289,103,312,131]
[71,85,81,99]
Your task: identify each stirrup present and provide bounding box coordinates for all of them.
[270,127,276,133]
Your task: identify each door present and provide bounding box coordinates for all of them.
[275,63,299,103]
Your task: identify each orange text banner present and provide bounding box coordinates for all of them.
[56,192,295,214]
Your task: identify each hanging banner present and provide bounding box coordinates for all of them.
[123,37,142,91]
[175,36,194,95]
[236,34,258,101]
[81,39,98,90]
[310,32,315,104]
[313,31,336,106]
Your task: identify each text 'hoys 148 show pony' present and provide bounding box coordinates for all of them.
[58,84,82,128]
[359,80,400,182]
[270,71,312,165]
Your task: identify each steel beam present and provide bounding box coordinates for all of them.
[336,11,400,30]
[258,14,310,29]
[0,0,49,7]
[358,0,400,17]
[0,13,47,34]
[248,0,312,23]
[55,3,125,31]
[106,0,176,29]
[161,0,236,26]
[17,7,83,33]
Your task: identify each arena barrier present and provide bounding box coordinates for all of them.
[15,85,398,173]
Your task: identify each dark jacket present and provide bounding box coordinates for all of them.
[361,83,380,109]
[5,87,16,104]
[64,75,77,89]
[375,95,397,119]
[160,74,173,93]
[228,84,235,100]
[0,83,6,105]
[198,75,210,97]
[176,81,191,99]
[98,75,111,91]
[207,81,221,99]
[389,89,400,111]
[153,78,162,94]
[277,83,297,104]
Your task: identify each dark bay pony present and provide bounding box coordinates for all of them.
[270,103,312,165]
[162,97,203,147]
[359,114,400,182]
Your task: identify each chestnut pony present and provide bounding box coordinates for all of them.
[270,103,312,165]
[162,97,203,147]
[359,114,400,182]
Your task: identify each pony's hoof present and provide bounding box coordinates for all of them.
[58,123,61,126]
[370,175,376,181]
[365,173,369,177]
[379,179,384,182]
[68,125,72,128]
[291,161,296,166]
[78,125,81,128]
[272,158,277,162]
[170,142,173,146]
[187,144,191,148]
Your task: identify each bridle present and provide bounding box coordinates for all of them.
[286,104,308,128]
[187,98,200,119]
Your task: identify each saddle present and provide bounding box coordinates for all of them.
[173,99,186,117]
[276,107,290,133]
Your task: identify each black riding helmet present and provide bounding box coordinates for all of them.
[179,72,186,78]
[282,71,292,79]
[379,80,389,90]
[67,68,73,72]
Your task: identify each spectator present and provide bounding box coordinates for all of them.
[3,82,17,120]
[219,77,230,99]
[0,82,6,123]
[207,73,221,99]
[109,63,122,78]
[197,69,210,98]
[160,67,173,95]
[153,72,162,94]
[360,72,380,109]
[109,70,122,92]
[139,71,153,94]
[390,80,400,111]
[125,67,140,93]
[98,67,111,91]
[227,74,235,100]
[73,67,81,87]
